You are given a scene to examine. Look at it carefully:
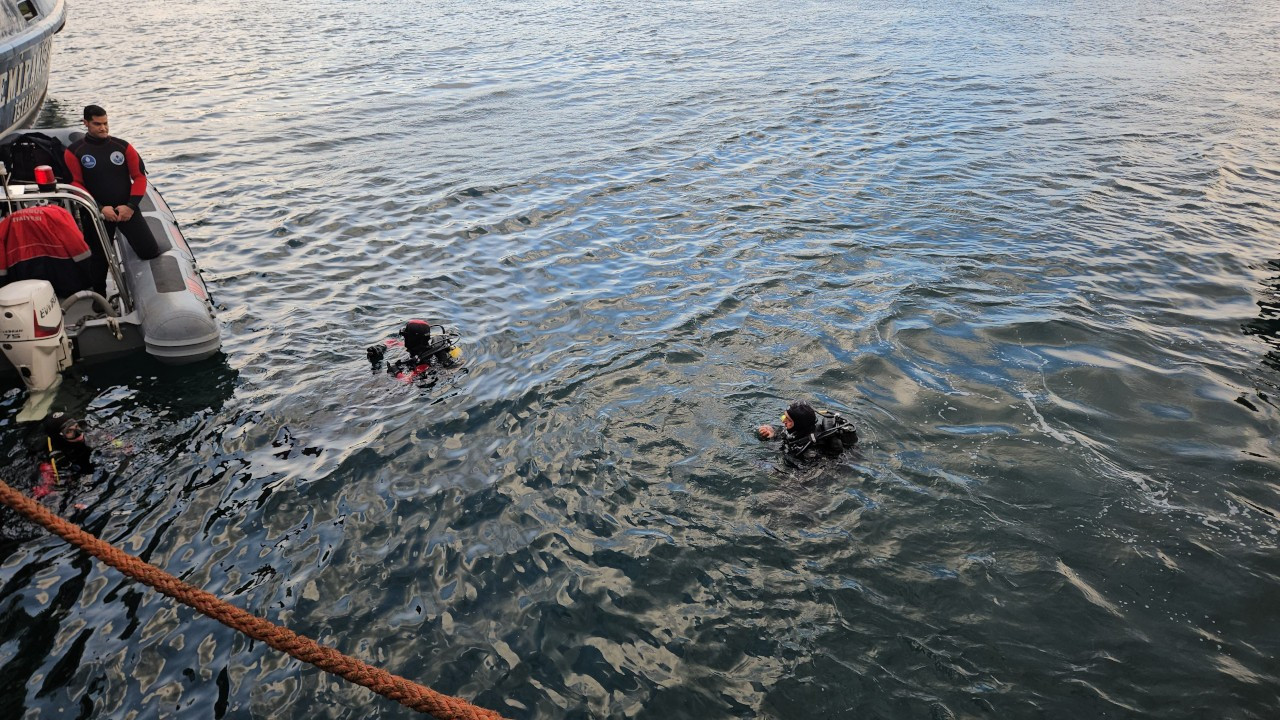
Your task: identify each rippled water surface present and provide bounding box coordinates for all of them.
[2,0,1279,717]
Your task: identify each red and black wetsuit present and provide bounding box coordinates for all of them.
[64,135,146,209]
[64,135,161,268]
[366,326,462,384]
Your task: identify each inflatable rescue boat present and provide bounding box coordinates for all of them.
[0,128,219,406]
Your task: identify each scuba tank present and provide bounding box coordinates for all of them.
[409,331,462,365]
[815,409,858,444]
[400,320,461,365]
[785,409,858,456]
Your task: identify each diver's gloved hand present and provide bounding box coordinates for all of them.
[366,344,387,362]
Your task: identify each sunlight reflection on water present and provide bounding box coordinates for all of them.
[2,0,1279,718]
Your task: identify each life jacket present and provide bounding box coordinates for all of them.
[0,205,94,297]
[783,409,858,456]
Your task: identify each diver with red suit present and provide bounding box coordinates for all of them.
[367,319,463,383]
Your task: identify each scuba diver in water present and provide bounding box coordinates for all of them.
[757,400,859,458]
[33,412,95,498]
[367,319,463,383]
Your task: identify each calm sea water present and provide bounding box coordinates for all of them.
[2,0,1278,718]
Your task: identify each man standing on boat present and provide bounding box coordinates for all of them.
[63,104,161,293]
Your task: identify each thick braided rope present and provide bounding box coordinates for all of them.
[0,479,505,720]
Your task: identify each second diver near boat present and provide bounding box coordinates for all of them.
[31,411,134,501]
[367,319,462,383]
[63,104,161,295]
[757,400,859,458]
[32,412,94,498]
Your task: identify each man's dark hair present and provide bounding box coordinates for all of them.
[82,104,106,121]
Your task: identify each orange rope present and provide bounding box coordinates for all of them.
[0,479,506,720]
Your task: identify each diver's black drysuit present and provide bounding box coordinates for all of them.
[764,409,859,458]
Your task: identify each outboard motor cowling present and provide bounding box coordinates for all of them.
[0,279,73,392]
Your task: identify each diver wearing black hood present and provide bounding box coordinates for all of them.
[367,319,462,382]
[32,412,95,497]
[758,401,858,457]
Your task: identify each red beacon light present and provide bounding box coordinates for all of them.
[33,164,56,189]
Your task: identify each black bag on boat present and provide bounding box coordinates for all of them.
[0,132,72,183]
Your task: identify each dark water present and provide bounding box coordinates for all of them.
[2,0,1279,717]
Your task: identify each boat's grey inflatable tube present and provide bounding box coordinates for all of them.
[119,189,220,364]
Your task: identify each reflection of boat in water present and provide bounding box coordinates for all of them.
[0,0,65,137]
[0,127,219,410]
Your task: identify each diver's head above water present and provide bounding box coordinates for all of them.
[783,401,817,437]
[43,412,84,445]
[400,319,435,357]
